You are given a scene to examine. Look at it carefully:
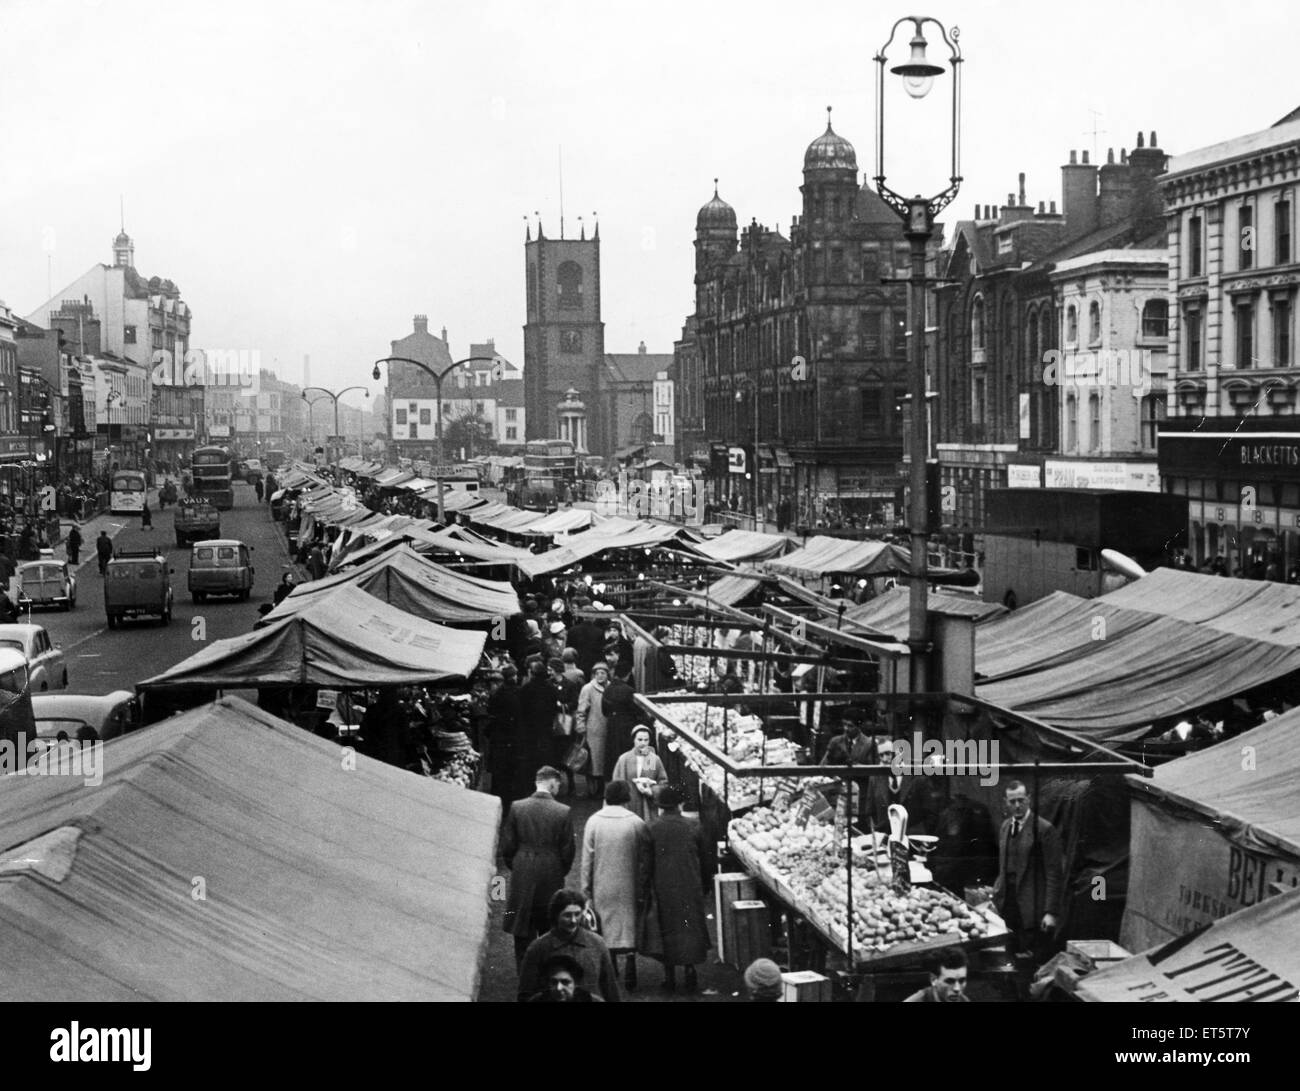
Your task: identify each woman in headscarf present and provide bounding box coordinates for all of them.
[576,661,612,799]
[611,726,668,823]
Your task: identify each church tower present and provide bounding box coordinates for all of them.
[694,181,737,313]
[523,219,606,451]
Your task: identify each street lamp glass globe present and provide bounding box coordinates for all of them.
[903,73,935,99]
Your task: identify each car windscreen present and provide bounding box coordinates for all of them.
[0,664,27,693]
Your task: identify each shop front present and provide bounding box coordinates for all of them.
[1159,417,1300,577]
[790,453,902,531]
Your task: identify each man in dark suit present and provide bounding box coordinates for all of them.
[993,780,1065,964]
[485,669,522,811]
[567,614,607,677]
[501,766,577,967]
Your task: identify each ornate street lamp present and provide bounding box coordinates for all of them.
[302,386,369,469]
[874,15,963,695]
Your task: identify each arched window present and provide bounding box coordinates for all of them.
[1142,298,1169,339]
[1088,392,1101,452]
[1089,300,1102,343]
[1066,304,1078,344]
[632,412,655,445]
[1066,394,1078,450]
[557,261,583,309]
[971,295,986,350]
[1027,306,1040,369]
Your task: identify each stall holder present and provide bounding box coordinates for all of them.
[638,689,1152,995]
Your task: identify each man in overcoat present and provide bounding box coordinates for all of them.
[993,780,1065,964]
[501,766,576,966]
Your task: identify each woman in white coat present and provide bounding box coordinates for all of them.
[611,726,669,824]
[576,662,611,799]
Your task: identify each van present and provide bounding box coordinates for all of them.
[105,548,175,628]
[188,540,255,603]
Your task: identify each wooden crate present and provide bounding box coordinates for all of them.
[729,899,772,970]
[715,872,758,965]
[781,970,832,1003]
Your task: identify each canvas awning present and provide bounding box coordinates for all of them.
[0,697,499,1001]
[690,530,792,563]
[1118,708,1300,951]
[338,525,528,569]
[517,524,686,578]
[974,592,1300,737]
[688,574,764,608]
[520,508,595,535]
[139,584,486,690]
[1079,885,1300,1002]
[1099,567,1300,646]
[838,587,1005,641]
[766,536,912,577]
[261,544,520,627]
[374,468,415,488]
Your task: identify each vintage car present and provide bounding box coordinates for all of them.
[174,498,222,548]
[0,622,68,690]
[31,690,138,746]
[105,547,174,628]
[188,539,255,603]
[16,559,77,611]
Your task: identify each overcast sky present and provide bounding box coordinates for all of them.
[2,0,1296,411]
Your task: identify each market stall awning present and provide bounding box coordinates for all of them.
[976,605,1300,737]
[484,509,547,533]
[690,530,792,564]
[689,574,764,608]
[765,536,912,577]
[1099,567,1300,646]
[516,524,687,579]
[374,468,415,488]
[262,544,520,627]
[839,587,1005,641]
[428,488,487,512]
[139,584,487,690]
[339,525,529,569]
[520,508,595,535]
[1078,885,1300,1003]
[0,697,499,1001]
[399,476,439,492]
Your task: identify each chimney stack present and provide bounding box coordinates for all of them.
[1128,128,1169,235]
[638,340,647,354]
[1019,172,1027,206]
[441,326,448,343]
[1061,148,1100,239]
[413,315,429,334]
[1099,145,1134,227]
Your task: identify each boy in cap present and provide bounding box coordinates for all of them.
[744,958,783,1002]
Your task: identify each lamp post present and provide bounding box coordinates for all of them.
[301,392,332,457]
[733,377,761,531]
[302,386,369,469]
[372,354,498,523]
[874,14,963,697]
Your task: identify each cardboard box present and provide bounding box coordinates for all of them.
[729,899,771,970]
[1067,940,1129,968]
[781,970,832,1003]
[715,872,758,965]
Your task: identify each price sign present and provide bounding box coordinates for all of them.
[770,777,800,811]
[890,840,912,895]
[789,788,833,829]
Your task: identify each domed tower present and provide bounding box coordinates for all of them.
[695,180,737,312]
[801,107,859,233]
[112,228,134,268]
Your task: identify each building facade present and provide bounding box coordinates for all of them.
[678,117,936,529]
[1158,111,1300,576]
[934,134,1168,529]
[604,343,675,463]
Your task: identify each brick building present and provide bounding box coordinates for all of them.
[677,114,937,528]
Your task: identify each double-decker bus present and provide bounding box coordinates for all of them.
[190,445,235,510]
[264,449,288,473]
[109,469,148,515]
[510,439,577,510]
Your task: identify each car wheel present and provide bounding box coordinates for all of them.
[40,681,48,691]
[106,613,117,629]
[62,671,68,688]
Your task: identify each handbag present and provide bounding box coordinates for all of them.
[580,904,601,934]
[563,737,591,774]
[553,710,575,736]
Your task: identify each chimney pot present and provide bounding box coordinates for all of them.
[1107,148,1115,164]
[1082,150,1090,164]
[638,340,647,354]
[1121,148,1128,163]
[1150,130,1158,147]
[1136,131,1145,148]
[974,202,980,219]
[1069,150,1077,164]
[441,326,448,342]
[1038,201,1046,214]
[413,315,429,334]
[1007,193,1015,207]
[1050,200,1057,214]
[1018,172,1026,205]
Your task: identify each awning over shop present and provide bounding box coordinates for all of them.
[773,447,794,470]
[1099,567,1300,646]
[516,524,687,579]
[262,544,521,627]
[690,530,792,564]
[1117,708,1300,952]
[838,587,1006,641]
[0,697,499,1001]
[765,536,913,577]
[1079,885,1300,1002]
[139,584,487,690]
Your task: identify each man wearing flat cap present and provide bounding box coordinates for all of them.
[649,786,711,992]
[744,958,784,1002]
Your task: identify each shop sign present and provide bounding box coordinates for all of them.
[0,438,30,455]
[727,446,747,474]
[1044,460,1159,492]
[1160,432,1300,482]
[155,428,195,440]
[1007,464,1042,489]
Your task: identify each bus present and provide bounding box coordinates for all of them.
[190,445,235,511]
[109,469,148,515]
[510,439,577,510]
[264,449,288,473]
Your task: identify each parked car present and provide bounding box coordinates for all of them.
[174,498,222,548]
[16,559,77,611]
[0,647,36,749]
[241,458,264,484]
[32,690,138,746]
[188,539,255,603]
[105,547,174,628]
[0,622,68,691]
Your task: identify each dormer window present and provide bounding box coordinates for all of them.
[997,236,1013,255]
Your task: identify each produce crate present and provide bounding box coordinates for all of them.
[728,900,772,971]
[781,970,832,1003]
[715,872,758,966]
